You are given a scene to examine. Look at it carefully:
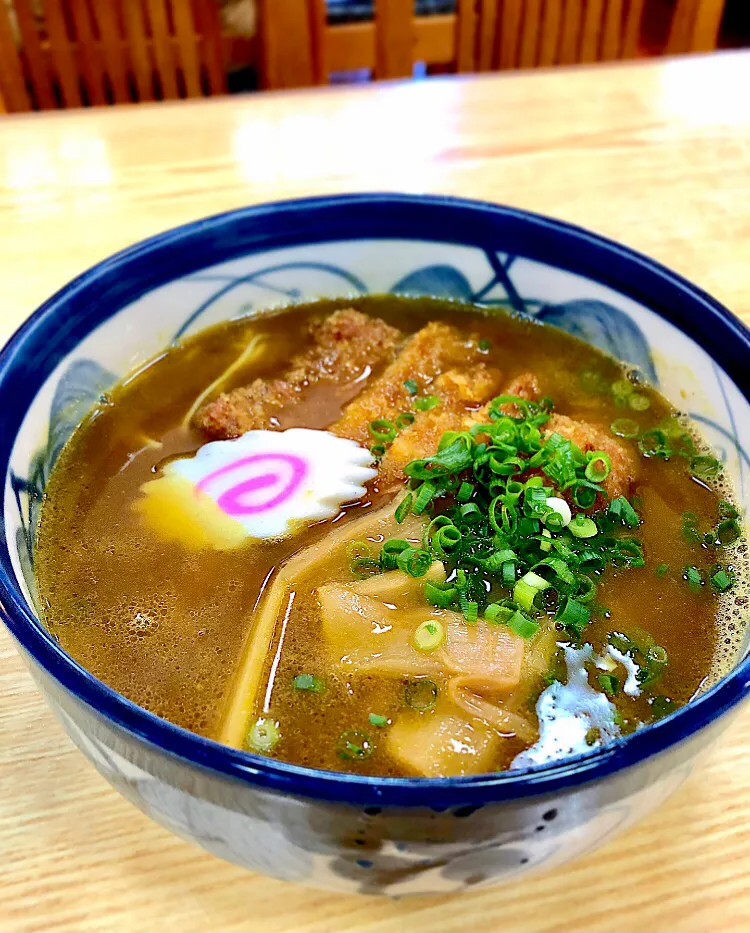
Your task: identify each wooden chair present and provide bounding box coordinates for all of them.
[257,0,728,89]
[0,0,226,113]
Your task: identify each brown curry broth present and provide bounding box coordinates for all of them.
[35,296,723,775]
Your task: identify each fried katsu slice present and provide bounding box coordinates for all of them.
[329,322,488,447]
[377,367,504,490]
[195,309,402,439]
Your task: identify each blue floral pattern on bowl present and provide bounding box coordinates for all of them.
[1,195,748,894]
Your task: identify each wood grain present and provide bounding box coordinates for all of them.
[0,51,749,933]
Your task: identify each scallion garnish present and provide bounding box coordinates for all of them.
[413,619,445,652]
[336,729,373,761]
[413,481,437,515]
[395,493,413,524]
[369,713,389,728]
[425,580,457,608]
[396,546,433,577]
[457,481,475,502]
[610,418,639,439]
[597,673,620,696]
[628,393,650,411]
[414,395,441,412]
[405,679,438,710]
[683,565,704,592]
[710,567,735,592]
[248,718,281,753]
[556,597,590,635]
[638,429,671,459]
[655,563,670,576]
[369,418,398,443]
[395,411,416,430]
[478,338,492,352]
[293,673,325,693]
[506,610,539,639]
[584,451,612,483]
[568,514,598,538]
[404,378,419,395]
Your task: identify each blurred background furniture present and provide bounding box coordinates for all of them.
[258,0,729,89]
[0,0,225,112]
[1,0,745,111]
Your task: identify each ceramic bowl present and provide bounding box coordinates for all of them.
[1,194,748,896]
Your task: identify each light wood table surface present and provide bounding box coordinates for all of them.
[1,51,750,933]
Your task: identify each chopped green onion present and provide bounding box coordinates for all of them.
[425,580,457,608]
[395,494,413,524]
[369,713,389,728]
[609,496,639,528]
[572,483,600,509]
[513,570,551,611]
[569,514,598,538]
[413,481,437,515]
[650,695,677,719]
[683,565,704,592]
[711,567,735,592]
[413,619,445,652]
[405,437,473,480]
[405,679,438,710]
[395,411,416,430]
[462,600,479,623]
[396,547,433,578]
[573,573,596,603]
[638,429,671,458]
[414,395,441,412]
[655,563,670,577]
[381,538,410,569]
[611,378,634,401]
[432,524,463,557]
[459,502,483,524]
[597,673,620,696]
[690,455,722,481]
[293,673,325,693]
[370,443,386,460]
[556,597,590,635]
[484,603,512,624]
[336,729,373,761]
[540,528,552,552]
[404,378,419,396]
[369,418,397,443]
[584,451,612,483]
[248,718,281,753]
[478,338,492,352]
[628,393,651,411]
[506,610,540,639]
[610,418,639,439]
[716,518,741,546]
[457,481,475,503]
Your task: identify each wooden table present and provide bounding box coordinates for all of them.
[1,51,749,933]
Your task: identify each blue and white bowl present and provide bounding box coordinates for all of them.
[1,194,748,896]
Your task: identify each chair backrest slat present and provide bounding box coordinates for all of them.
[0,0,225,113]
[622,0,646,57]
[146,0,179,99]
[558,0,584,64]
[14,0,55,108]
[257,0,727,91]
[601,0,625,60]
[94,0,130,103]
[518,0,543,68]
[497,0,524,70]
[455,0,476,72]
[375,0,414,80]
[538,0,564,66]
[0,4,31,112]
[121,0,155,101]
[43,0,83,107]
[67,0,108,105]
[172,0,203,97]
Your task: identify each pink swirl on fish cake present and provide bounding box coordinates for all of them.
[196,453,308,517]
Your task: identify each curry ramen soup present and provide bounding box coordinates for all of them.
[35,297,748,778]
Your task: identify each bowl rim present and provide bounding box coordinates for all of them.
[1,192,749,808]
